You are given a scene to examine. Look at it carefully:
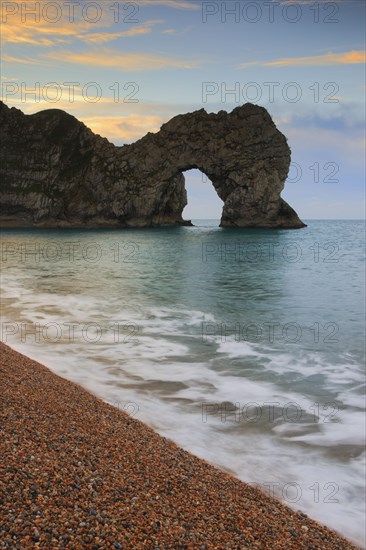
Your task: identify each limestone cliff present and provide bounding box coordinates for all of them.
[0,101,305,228]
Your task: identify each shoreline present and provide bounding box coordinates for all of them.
[0,342,358,548]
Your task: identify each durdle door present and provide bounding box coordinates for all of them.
[0,101,305,229]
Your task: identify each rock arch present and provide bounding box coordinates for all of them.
[0,101,305,228]
[120,103,305,227]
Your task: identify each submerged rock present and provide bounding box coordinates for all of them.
[0,101,305,228]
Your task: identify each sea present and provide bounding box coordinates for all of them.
[1,219,365,547]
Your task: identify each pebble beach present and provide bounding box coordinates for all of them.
[0,342,359,549]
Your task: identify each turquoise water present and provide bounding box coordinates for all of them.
[1,220,365,546]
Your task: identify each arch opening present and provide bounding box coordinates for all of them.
[182,169,224,225]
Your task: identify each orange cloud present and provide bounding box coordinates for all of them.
[83,26,152,44]
[80,115,164,143]
[239,50,366,68]
[2,54,42,65]
[1,0,162,47]
[47,48,201,70]
[2,22,70,46]
[268,50,366,67]
[0,97,163,142]
[1,5,104,46]
[2,16,161,46]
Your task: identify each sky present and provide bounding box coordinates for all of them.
[1,0,365,220]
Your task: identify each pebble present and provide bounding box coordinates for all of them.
[0,342,357,549]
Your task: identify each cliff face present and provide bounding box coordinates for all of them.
[0,101,305,228]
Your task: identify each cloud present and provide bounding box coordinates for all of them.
[0,93,200,120]
[0,95,119,112]
[47,48,202,70]
[2,11,161,46]
[287,126,365,152]
[2,54,42,65]
[1,0,198,48]
[81,26,152,44]
[1,11,103,47]
[1,0,165,47]
[268,51,365,67]
[0,95,164,142]
[80,114,164,143]
[137,0,200,9]
[239,50,366,68]
[161,26,192,36]
[2,24,66,46]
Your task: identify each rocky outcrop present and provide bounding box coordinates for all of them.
[0,101,305,228]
